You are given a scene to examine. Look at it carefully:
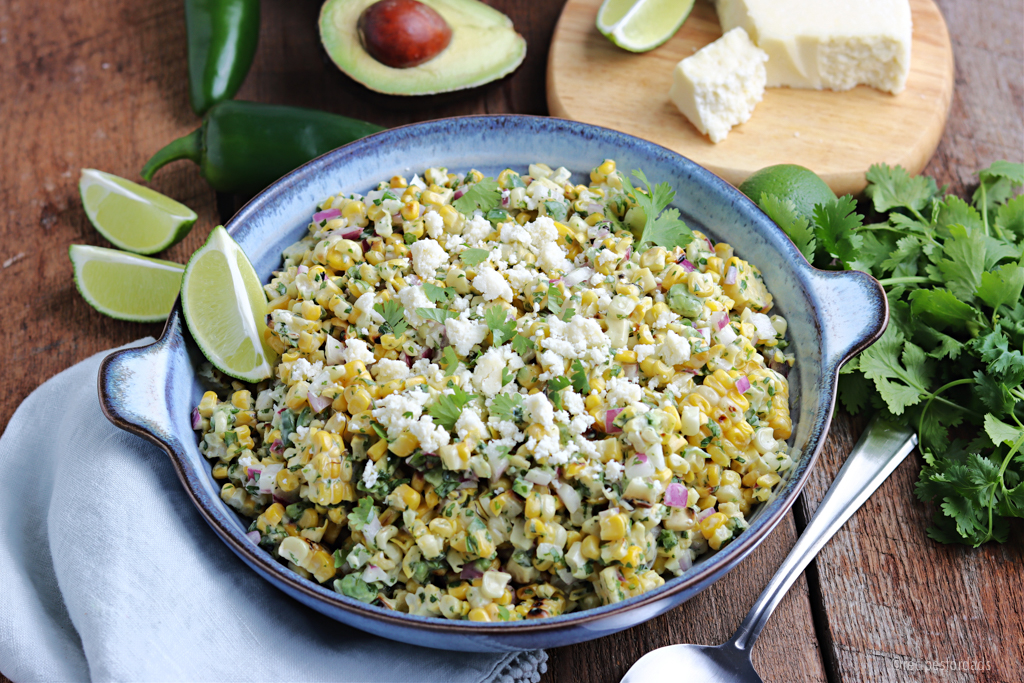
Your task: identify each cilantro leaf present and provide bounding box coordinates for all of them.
[570,359,590,394]
[438,346,460,376]
[348,497,377,531]
[484,307,517,347]
[812,195,865,269]
[423,282,456,305]
[490,393,524,423]
[973,160,1024,215]
[936,224,986,301]
[623,170,694,250]
[374,300,408,336]
[460,248,490,266]
[428,386,477,431]
[984,414,1024,447]
[858,326,932,415]
[908,288,978,333]
[510,334,535,356]
[995,195,1024,240]
[759,193,817,262]
[416,308,457,324]
[547,376,571,410]
[453,177,501,215]
[973,370,1016,418]
[865,163,939,215]
[838,365,874,415]
[976,263,1024,314]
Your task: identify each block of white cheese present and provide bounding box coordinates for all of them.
[669,27,768,144]
[715,0,912,94]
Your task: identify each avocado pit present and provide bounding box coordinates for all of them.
[358,0,452,69]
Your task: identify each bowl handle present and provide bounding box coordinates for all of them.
[803,269,888,368]
[98,310,184,445]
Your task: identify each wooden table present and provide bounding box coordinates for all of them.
[1,1,1021,681]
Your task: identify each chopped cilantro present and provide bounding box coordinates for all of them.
[428,385,477,430]
[453,177,501,215]
[374,299,408,336]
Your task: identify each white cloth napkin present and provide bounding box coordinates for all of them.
[0,340,547,683]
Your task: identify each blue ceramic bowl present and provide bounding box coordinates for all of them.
[100,115,885,652]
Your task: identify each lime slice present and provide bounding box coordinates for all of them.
[80,169,197,255]
[69,245,184,322]
[597,0,695,53]
[739,164,838,222]
[181,226,276,382]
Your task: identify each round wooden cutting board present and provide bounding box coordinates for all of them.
[547,0,954,196]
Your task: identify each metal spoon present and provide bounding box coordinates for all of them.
[622,416,917,683]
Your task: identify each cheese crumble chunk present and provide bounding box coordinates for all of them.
[669,27,768,143]
[716,0,912,94]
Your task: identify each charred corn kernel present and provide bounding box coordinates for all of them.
[367,438,389,462]
[297,508,319,528]
[525,518,546,539]
[346,387,372,414]
[391,484,422,511]
[700,512,728,539]
[231,390,252,410]
[420,191,443,208]
[401,201,421,221]
[233,425,254,450]
[198,391,218,418]
[600,513,627,541]
[390,175,408,189]
[342,200,366,220]
[211,463,229,479]
[581,534,601,560]
[707,463,722,487]
[276,469,300,492]
[622,544,645,569]
[429,517,454,538]
[467,607,490,622]
[615,349,638,364]
[389,432,419,457]
[697,495,717,510]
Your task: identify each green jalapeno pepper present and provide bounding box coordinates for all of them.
[186,0,261,116]
[140,101,385,194]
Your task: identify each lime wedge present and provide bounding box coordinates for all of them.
[69,245,185,322]
[597,0,695,53]
[181,226,276,382]
[80,169,197,255]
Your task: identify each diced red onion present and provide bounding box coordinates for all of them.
[587,202,603,214]
[501,189,510,208]
[697,327,711,345]
[679,258,695,272]
[562,267,592,288]
[704,237,714,250]
[624,454,655,479]
[273,493,289,506]
[623,363,639,379]
[307,392,331,413]
[363,515,381,542]
[453,189,465,200]
[624,247,632,261]
[549,278,562,286]
[663,483,689,507]
[457,479,479,490]
[724,265,738,285]
[325,335,344,365]
[246,466,261,481]
[341,226,362,240]
[460,565,483,580]
[525,469,552,486]
[246,530,261,544]
[421,347,435,360]
[696,507,716,522]
[399,352,412,368]
[313,208,340,223]
[191,408,201,430]
[361,564,389,584]
[735,376,751,393]
[710,312,728,331]
[678,549,693,571]
[270,439,284,455]
[605,408,623,433]
[556,482,581,514]
[297,265,308,275]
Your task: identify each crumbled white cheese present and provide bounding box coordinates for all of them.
[606,377,643,407]
[409,239,449,279]
[373,358,411,383]
[472,267,513,302]
[634,344,656,363]
[398,285,434,327]
[659,331,692,366]
[409,415,450,453]
[524,393,555,429]
[341,339,376,365]
[445,314,489,356]
[669,27,768,143]
[423,210,444,239]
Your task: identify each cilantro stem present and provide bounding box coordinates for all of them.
[876,276,936,287]
[979,182,989,237]
[917,378,979,441]
[984,430,1024,545]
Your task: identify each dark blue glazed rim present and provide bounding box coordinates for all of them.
[99,115,886,652]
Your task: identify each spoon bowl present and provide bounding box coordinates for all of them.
[623,641,761,683]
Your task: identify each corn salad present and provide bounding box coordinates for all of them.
[194,159,795,621]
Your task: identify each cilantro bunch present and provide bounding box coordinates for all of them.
[760,161,1024,546]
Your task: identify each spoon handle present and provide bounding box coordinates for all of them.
[730,415,917,651]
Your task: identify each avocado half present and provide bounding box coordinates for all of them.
[319,0,527,96]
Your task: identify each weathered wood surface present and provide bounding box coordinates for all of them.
[0,1,1020,682]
